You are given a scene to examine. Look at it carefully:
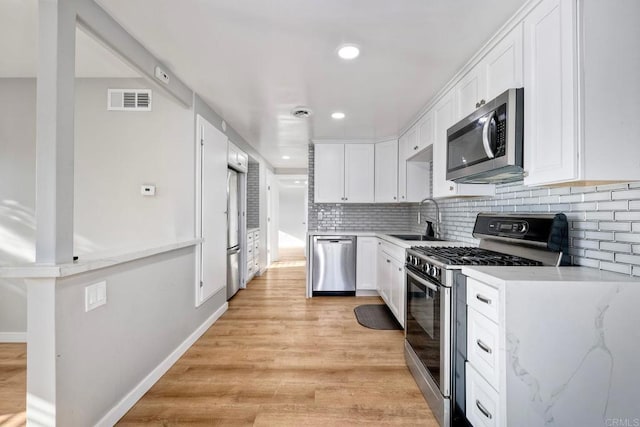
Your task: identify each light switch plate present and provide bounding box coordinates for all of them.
[85,281,107,312]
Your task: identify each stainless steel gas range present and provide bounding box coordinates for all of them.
[403,213,569,427]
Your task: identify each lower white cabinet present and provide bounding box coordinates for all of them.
[246,228,260,282]
[375,239,405,327]
[466,362,501,427]
[356,237,377,291]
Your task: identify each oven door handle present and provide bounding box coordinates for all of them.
[406,269,440,293]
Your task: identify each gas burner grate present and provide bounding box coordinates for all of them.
[410,246,543,266]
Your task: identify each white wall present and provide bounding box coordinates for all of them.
[0,78,35,338]
[74,78,195,255]
[278,186,306,247]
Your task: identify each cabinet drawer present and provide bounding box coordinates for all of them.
[247,262,255,275]
[253,230,260,240]
[247,233,254,244]
[467,307,500,391]
[467,278,500,323]
[466,362,501,427]
[254,241,259,251]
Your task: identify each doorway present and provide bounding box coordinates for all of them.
[276,175,307,259]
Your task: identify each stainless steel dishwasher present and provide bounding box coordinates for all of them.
[312,235,356,296]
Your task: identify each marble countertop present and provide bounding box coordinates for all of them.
[461,265,640,287]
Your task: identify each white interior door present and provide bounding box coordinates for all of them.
[266,170,279,264]
[197,115,227,306]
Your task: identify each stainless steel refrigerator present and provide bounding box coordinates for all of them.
[226,169,241,299]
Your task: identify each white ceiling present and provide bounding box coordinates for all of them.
[3,0,528,169]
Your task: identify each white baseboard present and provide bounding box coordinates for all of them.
[0,332,27,343]
[96,302,228,427]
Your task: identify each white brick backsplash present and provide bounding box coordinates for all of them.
[599,222,631,232]
[572,221,598,230]
[633,266,640,277]
[600,261,631,275]
[615,211,640,221]
[585,250,614,261]
[583,192,612,202]
[612,189,640,200]
[573,239,599,250]
[585,211,614,220]
[615,253,640,265]
[598,200,628,211]
[559,194,583,203]
[585,231,615,240]
[615,233,640,243]
[570,202,597,211]
[600,242,632,253]
[573,257,600,268]
[596,183,629,192]
[630,201,640,210]
[549,187,571,195]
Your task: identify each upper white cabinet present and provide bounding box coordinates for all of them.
[228,141,248,172]
[375,139,399,203]
[432,90,495,198]
[398,133,409,202]
[455,23,523,120]
[522,0,640,186]
[314,143,375,203]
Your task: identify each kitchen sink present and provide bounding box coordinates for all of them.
[388,234,445,242]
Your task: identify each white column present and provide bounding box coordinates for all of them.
[35,0,76,264]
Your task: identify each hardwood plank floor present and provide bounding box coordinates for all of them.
[118,248,435,426]
[0,247,436,426]
[0,343,26,426]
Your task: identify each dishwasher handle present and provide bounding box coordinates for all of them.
[315,237,354,244]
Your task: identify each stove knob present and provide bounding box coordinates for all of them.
[406,255,412,263]
[431,266,441,278]
[423,263,431,274]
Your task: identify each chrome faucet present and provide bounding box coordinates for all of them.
[418,198,440,238]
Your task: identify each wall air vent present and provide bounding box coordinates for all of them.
[107,89,152,111]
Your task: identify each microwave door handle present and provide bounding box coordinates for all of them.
[482,111,496,159]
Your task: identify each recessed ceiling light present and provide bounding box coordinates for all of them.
[282,155,290,160]
[295,180,301,184]
[337,44,360,60]
[331,112,346,120]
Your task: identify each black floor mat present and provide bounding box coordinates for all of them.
[354,304,402,330]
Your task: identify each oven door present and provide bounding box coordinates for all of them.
[406,267,451,397]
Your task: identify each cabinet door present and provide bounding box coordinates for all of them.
[416,111,434,154]
[523,0,577,186]
[376,243,390,305]
[374,139,399,202]
[344,144,375,203]
[398,134,408,202]
[314,144,345,202]
[485,22,524,100]
[389,256,405,328]
[432,91,458,198]
[356,237,378,291]
[456,67,486,119]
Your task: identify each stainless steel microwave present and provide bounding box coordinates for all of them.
[446,88,524,183]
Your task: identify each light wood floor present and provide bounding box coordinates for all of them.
[0,247,436,426]
[0,343,26,426]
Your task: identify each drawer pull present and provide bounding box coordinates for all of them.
[476,400,493,420]
[476,339,493,354]
[476,294,492,305]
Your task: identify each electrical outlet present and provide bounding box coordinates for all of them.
[141,184,156,196]
[85,281,107,312]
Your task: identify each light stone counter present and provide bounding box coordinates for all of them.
[460,265,640,426]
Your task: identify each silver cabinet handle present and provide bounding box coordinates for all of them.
[476,294,492,305]
[393,196,397,200]
[477,339,492,354]
[476,400,492,419]
[386,259,391,263]
[414,145,419,150]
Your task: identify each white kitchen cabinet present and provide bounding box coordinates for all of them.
[228,141,248,172]
[374,139,399,203]
[376,239,405,328]
[523,0,640,186]
[416,110,434,155]
[399,126,430,203]
[356,237,377,291]
[432,90,495,199]
[344,144,375,202]
[314,143,375,203]
[456,23,523,120]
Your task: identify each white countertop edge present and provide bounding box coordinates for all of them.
[0,239,202,279]
[461,265,640,287]
[307,231,470,249]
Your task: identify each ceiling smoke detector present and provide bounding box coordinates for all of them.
[291,106,312,119]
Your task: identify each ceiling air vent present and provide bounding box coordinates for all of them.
[291,106,312,119]
[107,89,152,111]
